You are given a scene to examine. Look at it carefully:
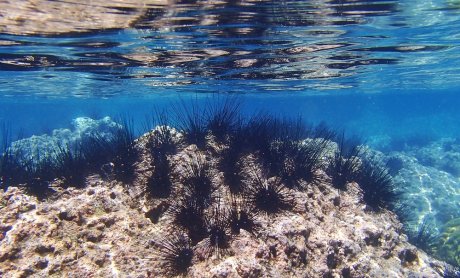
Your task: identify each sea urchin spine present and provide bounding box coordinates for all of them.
[155,232,194,276]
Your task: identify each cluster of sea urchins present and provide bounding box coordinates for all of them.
[142,99,399,276]
[0,98,399,276]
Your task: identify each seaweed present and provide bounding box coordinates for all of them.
[436,218,460,268]
[357,156,398,211]
[155,232,194,276]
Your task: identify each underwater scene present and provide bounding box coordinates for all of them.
[0,0,459,277]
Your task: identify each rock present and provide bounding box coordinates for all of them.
[10,116,122,164]
[399,248,418,265]
[0,126,449,278]
[35,244,55,255]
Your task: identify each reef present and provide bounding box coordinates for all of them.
[0,106,456,277]
[376,138,460,268]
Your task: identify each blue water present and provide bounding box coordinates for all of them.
[1,1,459,140]
[1,0,460,267]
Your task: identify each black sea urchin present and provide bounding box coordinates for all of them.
[229,197,258,235]
[328,135,362,191]
[265,139,327,189]
[146,110,177,158]
[407,218,438,256]
[173,99,208,149]
[219,142,245,194]
[202,205,232,258]
[110,117,139,183]
[82,117,138,183]
[181,153,214,208]
[54,143,88,188]
[357,156,398,211]
[244,173,293,216]
[205,96,241,143]
[156,232,194,276]
[241,113,277,155]
[146,153,172,198]
[169,197,207,244]
[0,124,24,191]
[20,152,57,200]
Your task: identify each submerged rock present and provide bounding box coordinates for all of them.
[0,126,450,278]
[10,116,121,163]
[437,218,460,267]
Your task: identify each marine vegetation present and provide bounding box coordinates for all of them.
[436,218,460,267]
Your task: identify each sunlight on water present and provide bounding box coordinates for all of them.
[0,0,459,96]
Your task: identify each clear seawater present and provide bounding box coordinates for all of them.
[1,0,459,267]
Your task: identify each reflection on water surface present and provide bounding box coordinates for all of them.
[0,0,459,96]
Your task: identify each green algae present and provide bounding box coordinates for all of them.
[436,218,460,267]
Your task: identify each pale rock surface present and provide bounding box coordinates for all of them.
[0,131,449,278]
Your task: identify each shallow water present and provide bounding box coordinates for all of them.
[1,0,459,269]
